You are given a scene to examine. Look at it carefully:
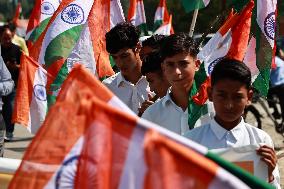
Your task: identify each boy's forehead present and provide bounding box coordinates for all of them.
[213,79,249,91]
[111,48,133,56]
[164,52,196,62]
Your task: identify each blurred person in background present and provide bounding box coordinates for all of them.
[8,22,29,55]
[268,37,284,123]
[0,25,21,141]
[0,52,14,156]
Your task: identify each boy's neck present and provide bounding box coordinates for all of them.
[171,86,189,111]
[123,70,142,84]
[214,116,242,131]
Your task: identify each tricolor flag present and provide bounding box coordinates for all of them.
[128,0,148,36]
[29,0,114,106]
[10,65,273,189]
[230,0,277,96]
[153,0,169,30]
[190,1,254,129]
[12,54,52,134]
[181,0,210,13]
[154,14,174,35]
[25,0,60,49]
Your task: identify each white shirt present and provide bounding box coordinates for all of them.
[142,90,214,136]
[102,72,151,114]
[185,118,281,189]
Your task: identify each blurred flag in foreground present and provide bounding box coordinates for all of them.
[10,65,272,189]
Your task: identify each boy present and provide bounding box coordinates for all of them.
[185,58,280,188]
[142,33,201,135]
[103,22,152,114]
[138,51,170,116]
[139,34,165,60]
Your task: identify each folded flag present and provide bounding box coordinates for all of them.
[12,54,52,134]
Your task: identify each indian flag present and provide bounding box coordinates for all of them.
[231,0,277,96]
[9,65,272,189]
[128,0,148,36]
[153,14,174,35]
[181,0,210,13]
[12,54,50,134]
[30,0,114,106]
[153,0,169,30]
[26,0,60,48]
[189,1,254,129]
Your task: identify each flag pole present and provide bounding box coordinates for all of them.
[189,9,199,37]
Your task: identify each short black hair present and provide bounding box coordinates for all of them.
[142,34,166,50]
[211,58,252,89]
[160,33,199,61]
[141,51,163,75]
[105,22,140,54]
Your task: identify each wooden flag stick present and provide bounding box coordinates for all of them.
[189,9,199,37]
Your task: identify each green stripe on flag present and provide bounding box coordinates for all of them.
[48,62,69,107]
[138,23,148,36]
[188,63,208,129]
[44,25,83,67]
[181,0,206,13]
[29,18,50,43]
[253,25,272,96]
[206,152,274,189]
[153,20,163,31]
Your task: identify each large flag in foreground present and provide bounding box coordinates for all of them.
[12,54,51,134]
[181,0,210,13]
[128,0,148,36]
[10,65,273,189]
[189,1,254,129]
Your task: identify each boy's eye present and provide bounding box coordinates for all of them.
[179,61,190,67]
[120,53,130,58]
[165,62,175,68]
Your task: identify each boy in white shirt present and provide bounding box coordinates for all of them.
[142,33,201,135]
[185,58,280,188]
[103,22,152,114]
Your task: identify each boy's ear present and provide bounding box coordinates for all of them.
[247,88,254,105]
[134,42,142,54]
[207,86,213,102]
[195,59,201,71]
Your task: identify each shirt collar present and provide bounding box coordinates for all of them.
[162,88,172,107]
[116,72,147,87]
[116,72,126,87]
[210,117,245,140]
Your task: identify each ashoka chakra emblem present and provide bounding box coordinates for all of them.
[41,2,55,15]
[208,57,223,75]
[264,12,275,40]
[34,84,47,101]
[61,4,84,24]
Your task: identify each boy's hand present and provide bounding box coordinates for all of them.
[256,145,277,182]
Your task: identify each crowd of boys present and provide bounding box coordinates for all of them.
[102,22,281,188]
[0,19,282,187]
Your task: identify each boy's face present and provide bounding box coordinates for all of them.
[208,79,253,127]
[111,46,141,78]
[145,71,169,98]
[161,52,199,91]
[139,46,154,60]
